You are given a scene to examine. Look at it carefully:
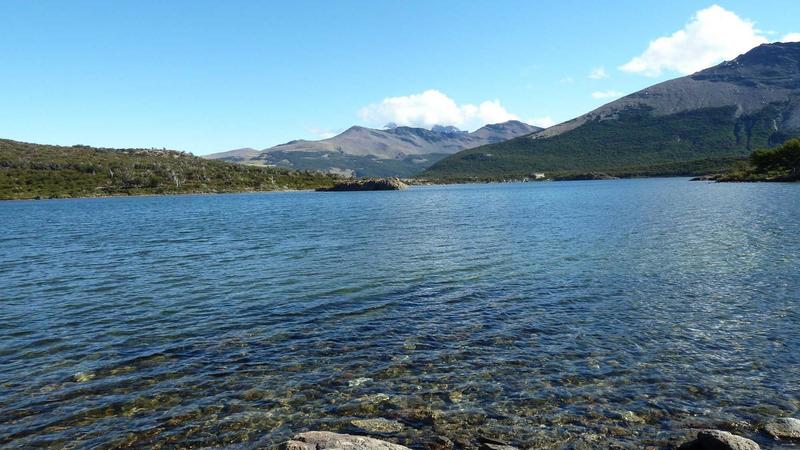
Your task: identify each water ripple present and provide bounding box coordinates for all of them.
[1,179,799,448]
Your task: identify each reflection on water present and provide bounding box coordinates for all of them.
[1,179,799,448]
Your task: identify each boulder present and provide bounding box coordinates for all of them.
[279,431,410,450]
[764,417,800,440]
[678,429,760,450]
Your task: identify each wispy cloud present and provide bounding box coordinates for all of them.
[559,76,575,84]
[528,116,557,128]
[620,5,768,76]
[588,67,609,79]
[358,90,518,131]
[591,90,623,100]
[309,128,339,139]
[782,32,800,42]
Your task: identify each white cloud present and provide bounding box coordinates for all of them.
[559,76,575,84]
[309,128,338,139]
[588,67,609,79]
[591,90,623,100]
[620,5,768,76]
[782,32,800,42]
[528,116,557,128]
[358,90,518,131]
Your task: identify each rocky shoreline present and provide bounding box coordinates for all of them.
[316,178,409,192]
[276,417,800,450]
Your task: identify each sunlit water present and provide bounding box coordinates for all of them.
[1,179,799,449]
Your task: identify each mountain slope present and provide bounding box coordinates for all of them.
[205,120,542,177]
[0,139,338,200]
[423,42,800,180]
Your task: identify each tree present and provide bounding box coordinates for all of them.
[750,138,800,176]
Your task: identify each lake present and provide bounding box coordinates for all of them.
[1,178,799,449]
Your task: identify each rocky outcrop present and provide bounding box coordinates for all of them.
[678,429,760,450]
[316,178,408,191]
[764,417,800,440]
[554,172,619,181]
[690,174,722,181]
[279,431,410,450]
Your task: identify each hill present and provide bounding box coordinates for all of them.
[0,139,339,200]
[205,120,542,177]
[423,42,800,180]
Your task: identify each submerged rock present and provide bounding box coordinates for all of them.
[351,418,404,433]
[621,410,646,424]
[279,431,410,450]
[348,377,373,387]
[480,444,519,450]
[678,429,760,450]
[316,178,408,192]
[478,436,520,450]
[73,372,95,382]
[764,417,800,440]
[427,435,454,450]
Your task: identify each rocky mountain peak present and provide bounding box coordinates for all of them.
[431,125,466,135]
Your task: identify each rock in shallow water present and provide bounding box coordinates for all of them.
[678,429,760,450]
[426,435,453,450]
[279,431,410,450]
[764,417,800,440]
[478,435,520,450]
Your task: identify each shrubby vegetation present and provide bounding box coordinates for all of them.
[0,139,340,200]
[422,105,796,181]
[719,138,800,181]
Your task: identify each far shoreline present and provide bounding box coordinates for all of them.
[2,175,772,202]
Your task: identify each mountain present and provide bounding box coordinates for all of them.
[423,42,800,180]
[204,120,542,177]
[0,139,338,200]
[203,147,260,162]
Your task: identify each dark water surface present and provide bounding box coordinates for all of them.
[1,179,799,449]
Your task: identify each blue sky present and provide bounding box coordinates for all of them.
[1,1,798,155]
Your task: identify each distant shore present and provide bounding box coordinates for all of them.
[0,187,326,202]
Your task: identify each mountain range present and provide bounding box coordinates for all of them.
[205,120,541,177]
[423,42,800,180]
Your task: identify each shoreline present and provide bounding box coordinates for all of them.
[5,174,798,202]
[0,187,323,202]
[276,423,799,450]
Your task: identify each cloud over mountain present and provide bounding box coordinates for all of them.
[591,90,623,99]
[528,116,557,128]
[620,5,767,76]
[358,90,518,131]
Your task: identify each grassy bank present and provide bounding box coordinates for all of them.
[0,139,341,200]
